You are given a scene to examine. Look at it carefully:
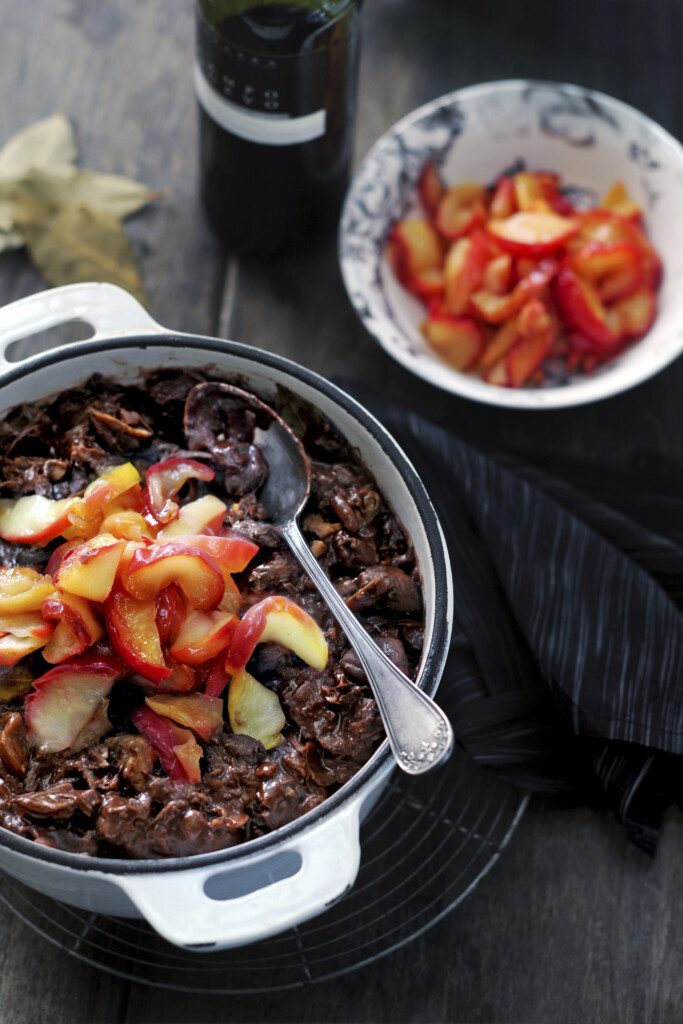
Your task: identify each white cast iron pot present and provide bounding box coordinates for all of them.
[0,283,453,951]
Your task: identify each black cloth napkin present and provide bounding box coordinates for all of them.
[343,383,683,855]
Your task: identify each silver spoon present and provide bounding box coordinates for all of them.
[212,384,454,775]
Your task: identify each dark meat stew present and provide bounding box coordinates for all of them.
[0,372,424,858]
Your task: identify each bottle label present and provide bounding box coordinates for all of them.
[195,10,328,147]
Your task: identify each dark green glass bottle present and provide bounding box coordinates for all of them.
[195,0,363,257]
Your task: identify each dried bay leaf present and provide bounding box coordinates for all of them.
[15,166,165,221]
[0,112,76,180]
[13,194,147,307]
[0,113,163,254]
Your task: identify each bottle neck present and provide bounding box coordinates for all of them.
[199,1,360,22]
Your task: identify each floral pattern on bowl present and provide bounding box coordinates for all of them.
[339,80,683,409]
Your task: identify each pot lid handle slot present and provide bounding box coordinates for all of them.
[0,283,164,372]
[111,799,363,951]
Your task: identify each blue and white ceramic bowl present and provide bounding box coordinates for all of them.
[339,80,683,409]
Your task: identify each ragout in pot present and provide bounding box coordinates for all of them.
[0,371,424,859]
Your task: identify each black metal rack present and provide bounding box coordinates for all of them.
[0,742,526,992]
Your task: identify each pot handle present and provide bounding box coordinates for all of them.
[112,800,362,951]
[0,283,163,370]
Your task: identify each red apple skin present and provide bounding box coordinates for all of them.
[105,589,171,684]
[156,495,227,539]
[41,592,104,665]
[487,211,578,258]
[225,595,328,673]
[124,543,225,611]
[75,463,141,519]
[130,705,202,781]
[169,609,239,666]
[24,654,124,753]
[157,532,259,573]
[144,693,224,742]
[224,603,267,673]
[156,586,186,647]
[0,494,74,546]
[0,633,52,666]
[553,265,621,349]
[146,458,215,525]
[157,658,197,694]
[54,534,126,602]
[198,655,230,698]
[0,610,52,640]
[0,567,55,615]
[45,539,82,578]
[130,704,189,780]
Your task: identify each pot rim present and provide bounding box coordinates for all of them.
[0,330,453,875]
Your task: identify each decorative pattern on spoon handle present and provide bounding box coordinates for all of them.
[283,522,454,774]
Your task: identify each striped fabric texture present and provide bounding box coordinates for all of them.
[353,387,683,854]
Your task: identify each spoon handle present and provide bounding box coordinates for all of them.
[283,522,454,775]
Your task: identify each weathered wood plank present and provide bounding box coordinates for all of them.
[1,0,683,1021]
[0,0,223,337]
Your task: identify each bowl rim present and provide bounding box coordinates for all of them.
[339,77,683,410]
[0,331,453,875]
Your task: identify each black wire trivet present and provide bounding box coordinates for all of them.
[0,742,526,992]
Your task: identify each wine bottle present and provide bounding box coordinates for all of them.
[195,0,363,258]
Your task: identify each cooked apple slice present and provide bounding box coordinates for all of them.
[484,357,511,387]
[0,609,52,639]
[198,655,230,698]
[130,704,201,782]
[387,219,443,284]
[169,608,238,666]
[156,495,227,539]
[105,588,171,684]
[168,722,203,783]
[443,229,490,316]
[100,509,155,542]
[124,543,226,610]
[158,658,197,694]
[490,176,516,220]
[0,566,55,614]
[436,183,488,240]
[421,313,486,371]
[156,531,259,573]
[45,539,83,577]
[0,494,74,546]
[146,458,215,525]
[0,632,52,666]
[605,285,657,339]
[513,172,546,211]
[554,265,621,349]
[144,693,224,742]
[481,312,522,369]
[228,668,285,750]
[225,595,328,673]
[74,463,142,521]
[406,268,445,300]
[506,327,553,387]
[471,258,558,323]
[482,253,513,295]
[487,211,577,258]
[417,161,445,216]
[600,181,641,221]
[54,533,126,602]
[24,654,123,753]
[218,568,242,615]
[567,242,643,303]
[155,585,186,646]
[41,592,104,664]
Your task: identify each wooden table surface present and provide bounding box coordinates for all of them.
[1,1,683,1021]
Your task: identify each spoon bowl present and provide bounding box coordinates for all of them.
[216,383,454,775]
